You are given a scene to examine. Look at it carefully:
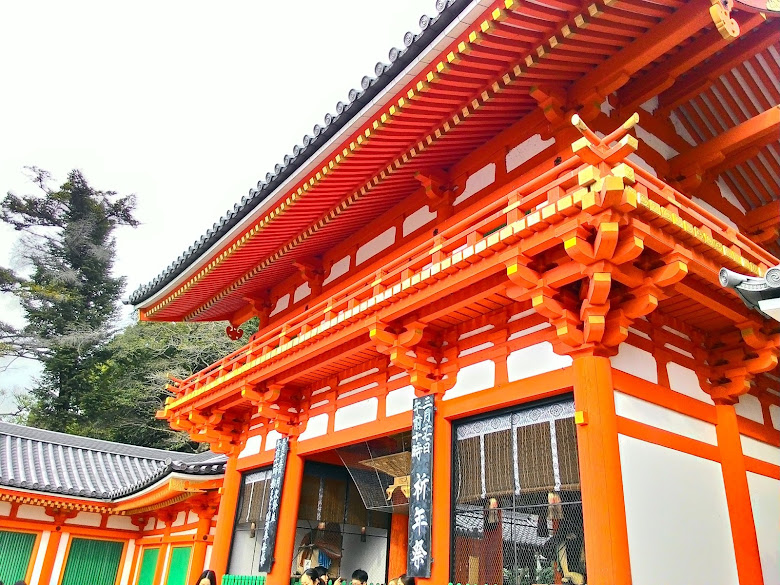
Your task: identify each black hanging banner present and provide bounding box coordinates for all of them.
[407,394,434,578]
[258,436,289,573]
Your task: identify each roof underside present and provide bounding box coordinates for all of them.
[135,0,780,323]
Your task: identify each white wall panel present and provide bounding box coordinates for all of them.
[444,360,495,400]
[611,343,657,383]
[334,398,378,431]
[386,385,415,416]
[506,341,571,382]
[356,227,396,265]
[298,413,328,442]
[453,163,495,206]
[747,472,780,585]
[614,392,717,445]
[666,362,713,403]
[403,206,436,236]
[741,435,780,466]
[619,435,738,585]
[734,393,763,423]
[240,434,263,458]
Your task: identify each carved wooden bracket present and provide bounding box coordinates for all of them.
[698,323,780,404]
[370,320,456,396]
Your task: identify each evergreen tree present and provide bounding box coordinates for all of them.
[0,168,137,432]
[81,319,257,451]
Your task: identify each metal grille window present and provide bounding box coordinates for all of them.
[452,399,586,585]
[228,468,274,576]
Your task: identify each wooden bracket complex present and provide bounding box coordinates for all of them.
[370,320,456,396]
[699,324,780,403]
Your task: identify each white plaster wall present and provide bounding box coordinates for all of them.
[17,504,50,522]
[619,435,738,585]
[106,515,137,531]
[172,510,187,527]
[50,533,70,585]
[65,511,102,527]
[298,413,328,441]
[386,385,415,416]
[453,163,495,206]
[611,343,658,383]
[734,393,763,423]
[293,282,311,303]
[0,501,11,515]
[666,362,713,403]
[403,205,436,236]
[203,545,213,572]
[506,134,554,172]
[265,430,281,451]
[240,434,264,458]
[356,227,396,265]
[323,256,351,285]
[269,293,290,317]
[334,398,378,431]
[187,511,198,524]
[444,360,495,400]
[770,404,780,431]
[340,526,388,584]
[741,435,780,466]
[747,472,780,585]
[119,540,135,585]
[614,391,718,445]
[30,530,50,585]
[506,341,572,382]
[627,152,657,176]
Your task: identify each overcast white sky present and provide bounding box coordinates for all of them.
[0,0,435,409]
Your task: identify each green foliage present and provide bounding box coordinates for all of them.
[1,168,258,451]
[1,168,138,433]
[80,319,256,451]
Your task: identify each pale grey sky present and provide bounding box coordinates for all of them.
[0,0,434,409]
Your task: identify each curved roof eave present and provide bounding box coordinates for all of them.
[128,0,479,309]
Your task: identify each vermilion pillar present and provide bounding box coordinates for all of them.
[36,530,62,585]
[714,401,764,585]
[210,455,242,577]
[387,512,409,580]
[266,439,305,585]
[572,354,632,585]
[189,506,217,582]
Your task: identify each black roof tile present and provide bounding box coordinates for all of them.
[0,422,226,500]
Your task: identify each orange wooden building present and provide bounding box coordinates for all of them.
[77,0,780,584]
[0,422,224,585]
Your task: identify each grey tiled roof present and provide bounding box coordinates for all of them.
[0,422,225,500]
[127,0,470,307]
[720,265,780,319]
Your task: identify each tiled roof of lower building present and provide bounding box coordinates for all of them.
[0,422,225,500]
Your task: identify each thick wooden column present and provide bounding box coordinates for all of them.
[424,396,452,585]
[714,401,764,585]
[209,455,242,577]
[572,354,632,585]
[266,439,305,585]
[388,512,409,581]
[36,530,62,585]
[189,504,217,582]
